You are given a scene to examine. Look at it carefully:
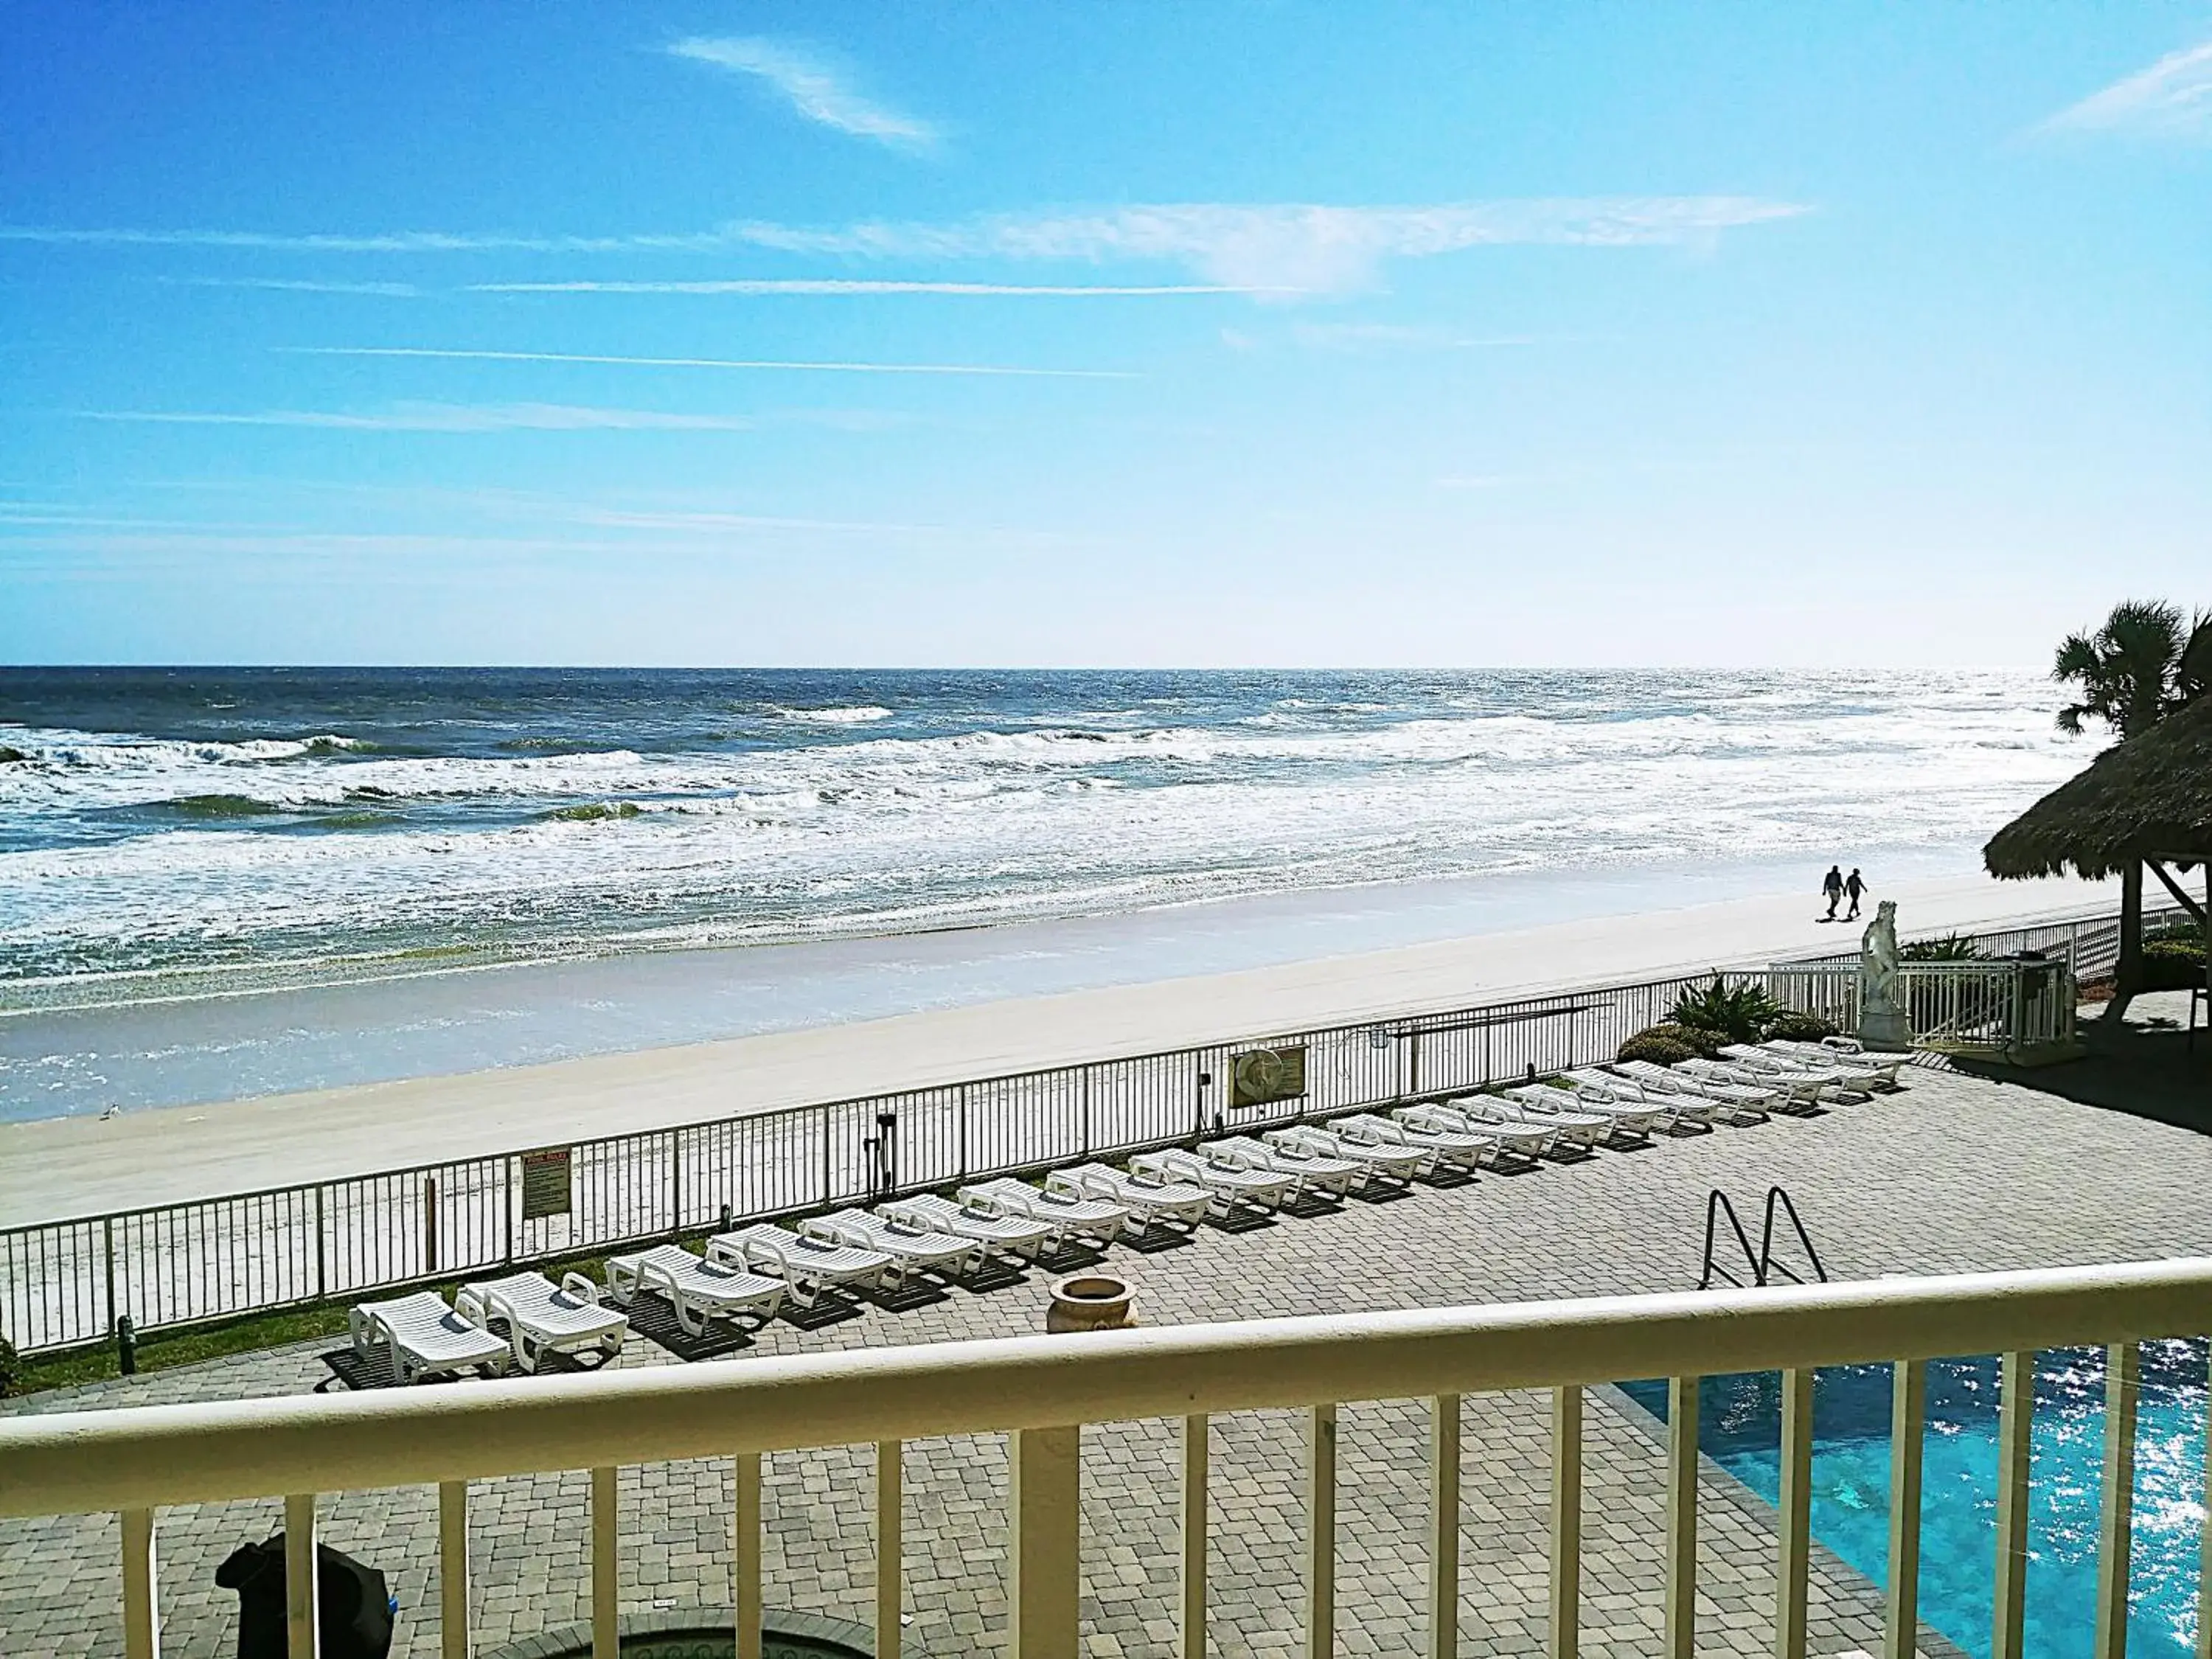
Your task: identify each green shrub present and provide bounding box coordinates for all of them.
[1617,1028,1698,1066]
[2144,939,2208,992]
[1669,976,1784,1044]
[0,1332,17,1398]
[1902,934,1980,961]
[1765,1009,1841,1043]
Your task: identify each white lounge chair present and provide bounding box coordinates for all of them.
[1559,1068,1715,1130]
[883,1191,1060,1260]
[1336,1111,1498,1169]
[807,1208,985,1278]
[456,1272,628,1374]
[1677,1056,1828,1110]
[1134,1146,1298,1211]
[708,1222,895,1300]
[1265,1124,1428,1181]
[349,1291,512,1385]
[1811,1032,1913,1074]
[960,1176,1130,1245]
[1720,1043,1876,1098]
[1711,1048,1865,1102]
[1607,1059,1777,1120]
[1203,1134,1361,1197]
[604,1243,785,1337]
[1453,1091,1611,1150]
[1503,1084,1653,1144]
[1055,1163,1214,1232]
[1402,1101,1559,1161]
[1761,1040,1905,1088]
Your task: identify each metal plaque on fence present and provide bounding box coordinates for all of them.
[520,1149,573,1221]
[1228,1045,1307,1109]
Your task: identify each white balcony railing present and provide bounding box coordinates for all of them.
[2,1259,2207,1659]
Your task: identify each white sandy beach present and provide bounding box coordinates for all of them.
[0,872,2107,1228]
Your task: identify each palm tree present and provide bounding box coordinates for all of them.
[2053,599,2194,739]
[2051,598,2208,1014]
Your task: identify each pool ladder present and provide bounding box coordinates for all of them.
[1699,1186,1829,1290]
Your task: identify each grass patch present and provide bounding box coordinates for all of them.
[7,1250,630,1398]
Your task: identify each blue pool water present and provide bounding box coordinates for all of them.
[1621,1343,2209,1659]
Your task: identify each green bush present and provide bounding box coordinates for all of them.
[1669,976,1784,1044]
[0,1332,18,1399]
[2144,939,2208,992]
[1617,1028,1699,1066]
[1902,934,1980,961]
[1764,1009,1841,1043]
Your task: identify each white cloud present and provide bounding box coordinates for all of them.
[718,196,1809,292]
[279,347,1133,378]
[466,278,1276,297]
[160,276,425,297]
[2043,40,2212,139]
[2,195,1802,297]
[0,226,692,253]
[668,36,936,152]
[80,403,759,433]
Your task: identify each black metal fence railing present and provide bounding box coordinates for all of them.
[0,897,2163,1354]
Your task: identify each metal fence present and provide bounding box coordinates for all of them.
[0,897,2168,1354]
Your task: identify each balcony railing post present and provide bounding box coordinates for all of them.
[1884,1360,1925,1659]
[1009,1425,1082,1659]
[284,1492,319,1659]
[1992,1351,2034,1659]
[1776,1368,1813,1659]
[592,1465,619,1659]
[1550,1384,1581,1659]
[1429,1394,1460,1659]
[1664,1377,1698,1659]
[2094,1342,2140,1659]
[737,1451,763,1659]
[877,1441,902,1659]
[121,1506,160,1659]
[1307,1404,1337,1659]
[1182,1414,1208,1659]
[439,1480,470,1659]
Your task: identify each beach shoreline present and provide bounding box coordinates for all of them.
[0,871,2109,1228]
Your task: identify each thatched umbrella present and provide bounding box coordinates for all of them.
[1985,695,2212,1015]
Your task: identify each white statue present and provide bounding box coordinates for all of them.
[1857,899,1910,1050]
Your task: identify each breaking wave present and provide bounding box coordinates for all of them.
[0,666,2086,995]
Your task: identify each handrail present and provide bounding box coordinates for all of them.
[1698,1190,1761,1290]
[4,1256,2209,1519]
[1757,1186,1828,1287]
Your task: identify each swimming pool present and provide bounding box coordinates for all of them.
[1619,1340,2208,1659]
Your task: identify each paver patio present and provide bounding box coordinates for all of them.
[6,1057,2211,1659]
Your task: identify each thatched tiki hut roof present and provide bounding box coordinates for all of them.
[1985,695,2212,881]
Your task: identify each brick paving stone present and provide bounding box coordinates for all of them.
[6,1065,2211,1658]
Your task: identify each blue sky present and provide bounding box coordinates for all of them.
[2,4,2207,667]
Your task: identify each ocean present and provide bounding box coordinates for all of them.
[0,666,2090,1116]
[1,665,2084,998]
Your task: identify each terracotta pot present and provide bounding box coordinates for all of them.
[1046,1273,1135,1334]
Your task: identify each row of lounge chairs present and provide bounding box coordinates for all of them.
[349,1035,1899,1384]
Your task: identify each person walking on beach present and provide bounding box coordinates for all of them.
[1844,867,1868,921]
[1821,864,1845,921]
